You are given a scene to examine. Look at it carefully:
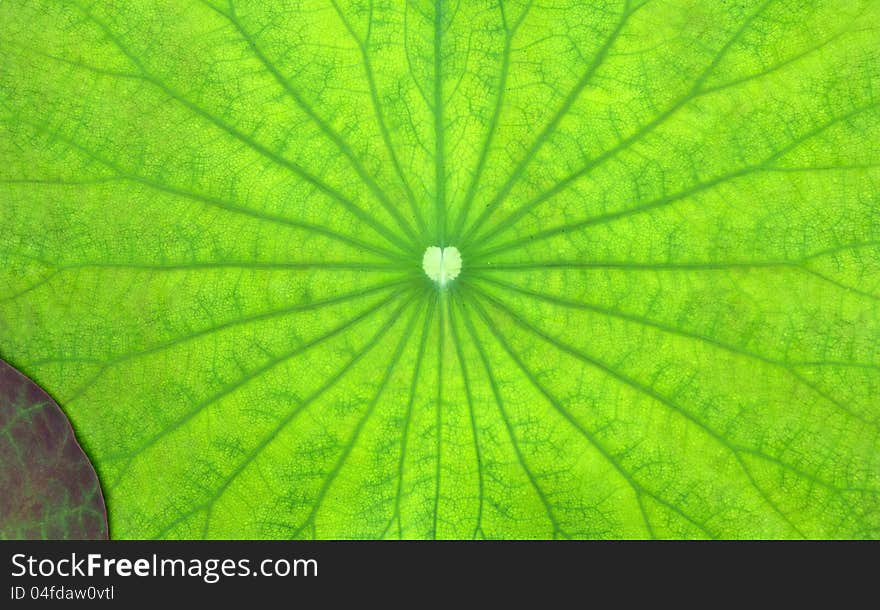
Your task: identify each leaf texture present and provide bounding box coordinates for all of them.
[0,360,108,539]
[0,0,878,539]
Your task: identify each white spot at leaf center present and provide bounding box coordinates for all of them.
[422,246,462,286]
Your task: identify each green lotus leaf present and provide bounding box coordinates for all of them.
[1,0,878,539]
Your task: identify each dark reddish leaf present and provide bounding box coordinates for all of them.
[0,360,107,539]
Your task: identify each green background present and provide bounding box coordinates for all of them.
[1,0,878,538]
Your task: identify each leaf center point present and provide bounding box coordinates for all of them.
[422,246,462,286]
